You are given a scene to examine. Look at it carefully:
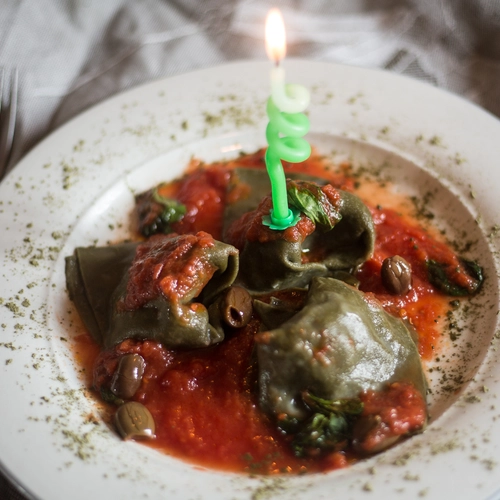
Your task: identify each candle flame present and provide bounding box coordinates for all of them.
[265,8,286,63]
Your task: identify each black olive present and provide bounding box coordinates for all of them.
[220,286,253,328]
[114,401,155,440]
[381,255,412,295]
[110,353,145,400]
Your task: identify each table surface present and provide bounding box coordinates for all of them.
[1,0,499,498]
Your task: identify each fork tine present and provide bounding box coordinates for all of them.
[0,68,18,180]
[0,68,4,118]
[5,69,18,157]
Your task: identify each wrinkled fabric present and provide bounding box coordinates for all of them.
[0,0,499,174]
[1,0,499,497]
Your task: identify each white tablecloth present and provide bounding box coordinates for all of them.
[0,0,499,497]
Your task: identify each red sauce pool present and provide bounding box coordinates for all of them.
[72,149,465,474]
[90,325,351,474]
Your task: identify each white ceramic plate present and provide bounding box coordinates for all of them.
[1,60,500,500]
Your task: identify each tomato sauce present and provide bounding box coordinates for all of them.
[122,232,217,310]
[355,207,452,358]
[224,195,317,249]
[90,324,351,474]
[72,149,472,474]
[168,165,230,240]
[356,382,427,454]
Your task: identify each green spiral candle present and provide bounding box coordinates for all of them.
[264,9,312,231]
[263,95,311,230]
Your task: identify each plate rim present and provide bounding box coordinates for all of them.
[1,59,500,500]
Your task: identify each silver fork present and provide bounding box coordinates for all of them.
[0,68,19,181]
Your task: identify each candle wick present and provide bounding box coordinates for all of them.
[275,58,280,68]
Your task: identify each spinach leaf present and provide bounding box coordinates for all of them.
[427,258,484,296]
[152,188,186,231]
[136,186,186,237]
[287,181,342,229]
[280,390,364,458]
[302,391,364,416]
